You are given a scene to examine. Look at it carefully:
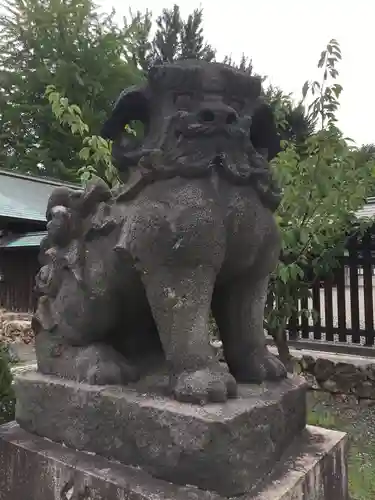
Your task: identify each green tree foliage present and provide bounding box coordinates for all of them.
[133,4,314,147]
[223,54,255,75]
[223,60,315,148]
[0,0,314,182]
[266,40,375,364]
[45,85,118,185]
[265,86,316,145]
[179,8,215,62]
[354,144,375,191]
[130,4,215,70]
[357,144,375,162]
[0,0,142,180]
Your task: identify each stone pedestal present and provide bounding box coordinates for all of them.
[0,370,349,499]
[14,371,306,496]
[0,422,348,500]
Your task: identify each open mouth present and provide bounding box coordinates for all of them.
[176,124,232,140]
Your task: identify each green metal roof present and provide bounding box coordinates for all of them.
[0,169,79,222]
[0,231,47,248]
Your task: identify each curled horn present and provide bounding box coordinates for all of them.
[100,85,150,141]
[250,99,281,161]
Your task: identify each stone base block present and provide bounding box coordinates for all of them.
[0,423,348,500]
[14,371,306,496]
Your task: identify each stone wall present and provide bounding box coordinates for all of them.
[296,355,375,400]
[212,340,375,401]
[0,310,33,345]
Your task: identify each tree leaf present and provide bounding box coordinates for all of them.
[79,147,91,160]
[302,81,309,99]
[318,50,327,68]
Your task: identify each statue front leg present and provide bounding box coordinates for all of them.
[142,265,237,403]
[126,190,237,404]
[212,273,287,383]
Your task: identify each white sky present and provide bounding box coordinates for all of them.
[99,0,374,147]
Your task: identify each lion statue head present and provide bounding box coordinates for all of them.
[101,59,282,210]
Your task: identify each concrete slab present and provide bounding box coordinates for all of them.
[251,425,348,500]
[0,423,348,500]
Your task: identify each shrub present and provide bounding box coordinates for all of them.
[266,40,375,364]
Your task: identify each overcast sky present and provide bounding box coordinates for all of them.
[98,0,373,147]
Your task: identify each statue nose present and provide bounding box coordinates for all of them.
[198,106,238,126]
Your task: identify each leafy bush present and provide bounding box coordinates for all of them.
[266,40,375,363]
[0,345,15,424]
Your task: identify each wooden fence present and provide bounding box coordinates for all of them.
[0,248,39,312]
[286,231,375,347]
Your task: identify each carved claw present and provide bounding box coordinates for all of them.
[232,349,287,384]
[172,365,237,404]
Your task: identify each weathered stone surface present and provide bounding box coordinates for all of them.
[0,310,32,327]
[0,312,33,345]
[251,425,349,500]
[355,380,375,399]
[304,372,319,390]
[0,422,221,500]
[32,59,287,405]
[313,358,335,382]
[293,352,375,400]
[15,370,307,496]
[320,379,340,393]
[300,354,315,372]
[362,363,375,381]
[330,362,362,393]
[0,422,348,500]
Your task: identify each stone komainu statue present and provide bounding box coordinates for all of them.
[33,60,287,404]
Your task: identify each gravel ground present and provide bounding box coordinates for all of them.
[307,391,375,500]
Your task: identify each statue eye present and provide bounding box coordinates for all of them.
[173,92,193,109]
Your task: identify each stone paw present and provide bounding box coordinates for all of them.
[233,349,287,384]
[172,364,237,404]
[76,344,140,385]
